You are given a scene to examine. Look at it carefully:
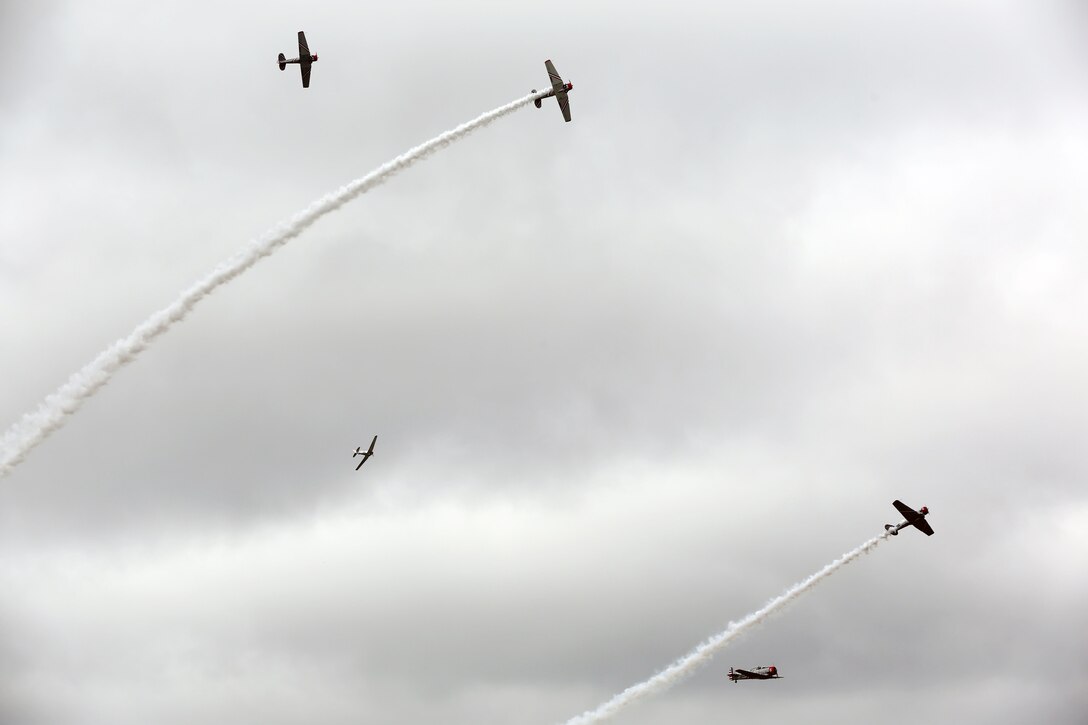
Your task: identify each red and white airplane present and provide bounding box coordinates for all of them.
[884,500,934,536]
[532,59,574,122]
[728,665,781,683]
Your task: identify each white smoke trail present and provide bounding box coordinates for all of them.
[0,92,543,479]
[561,533,888,725]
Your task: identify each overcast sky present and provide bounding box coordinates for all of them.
[2,1,1087,723]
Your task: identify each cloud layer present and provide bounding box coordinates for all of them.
[2,1,1087,723]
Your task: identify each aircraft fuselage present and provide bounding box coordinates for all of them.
[728,665,780,683]
[884,519,910,535]
[534,82,573,101]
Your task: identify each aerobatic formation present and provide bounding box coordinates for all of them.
[0,77,553,480]
[559,522,929,725]
[1,26,938,725]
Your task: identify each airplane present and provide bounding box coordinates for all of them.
[353,435,377,470]
[278,31,318,88]
[531,59,574,122]
[728,665,781,683]
[884,499,934,536]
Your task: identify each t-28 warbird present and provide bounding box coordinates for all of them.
[278,31,318,88]
[728,665,781,683]
[531,59,574,122]
[353,435,377,471]
[884,500,934,536]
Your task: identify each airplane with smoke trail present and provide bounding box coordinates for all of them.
[561,533,887,725]
[531,59,574,122]
[884,500,934,536]
[278,31,318,88]
[727,665,781,683]
[0,91,541,480]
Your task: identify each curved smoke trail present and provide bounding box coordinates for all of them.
[0,92,542,479]
[561,533,888,725]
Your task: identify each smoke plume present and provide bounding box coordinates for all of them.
[561,533,888,725]
[0,92,543,479]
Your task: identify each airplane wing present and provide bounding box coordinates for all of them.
[355,455,368,471]
[893,500,934,535]
[892,500,917,520]
[298,31,310,58]
[734,669,769,679]
[368,435,378,454]
[545,59,565,92]
[556,91,572,122]
[301,62,312,88]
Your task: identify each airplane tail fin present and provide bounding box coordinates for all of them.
[531,90,542,108]
[278,53,287,71]
[884,524,898,535]
[353,447,362,457]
